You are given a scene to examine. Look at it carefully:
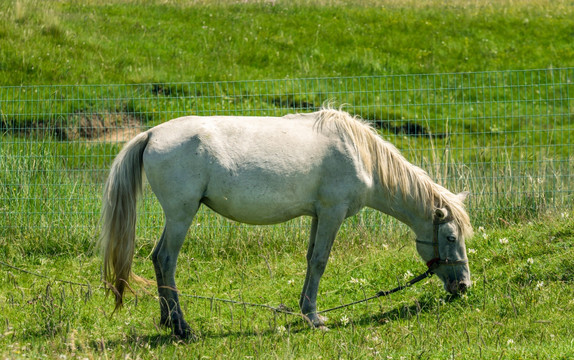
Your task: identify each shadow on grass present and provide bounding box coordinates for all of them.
[359,293,465,327]
[85,294,465,349]
[86,320,312,350]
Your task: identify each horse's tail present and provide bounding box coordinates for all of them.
[99,131,149,310]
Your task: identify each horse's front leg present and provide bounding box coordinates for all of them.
[300,217,318,311]
[152,218,194,339]
[300,211,344,328]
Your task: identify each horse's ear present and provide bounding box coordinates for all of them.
[457,191,470,203]
[435,208,449,220]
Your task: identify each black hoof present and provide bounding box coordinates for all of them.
[173,320,197,341]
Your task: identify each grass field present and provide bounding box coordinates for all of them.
[1,0,573,85]
[1,212,573,358]
[1,0,574,358]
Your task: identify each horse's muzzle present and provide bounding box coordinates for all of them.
[446,280,470,294]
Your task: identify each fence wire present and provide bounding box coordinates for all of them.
[1,68,573,237]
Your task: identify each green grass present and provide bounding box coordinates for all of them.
[1,0,573,358]
[1,212,573,358]
[2,0,572,185]
[1,0,573,85]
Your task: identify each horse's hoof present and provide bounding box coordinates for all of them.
[305,314,328,328]
[313,314,328,326]
[172,321,197,341]
[173,328,198,342]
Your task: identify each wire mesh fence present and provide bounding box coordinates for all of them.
[1,68,573,239]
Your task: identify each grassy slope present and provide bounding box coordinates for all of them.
[0,0,573,85]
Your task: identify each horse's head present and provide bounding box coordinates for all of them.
[415,204,472,295]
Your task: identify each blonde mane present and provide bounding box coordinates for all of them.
[314,108,473,239]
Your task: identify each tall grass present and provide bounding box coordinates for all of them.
[3,69,572,232]
[405,133,574,226]
[3,128,569,259]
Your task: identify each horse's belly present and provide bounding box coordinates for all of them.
[201,177,317,225]
[201,196,314,224]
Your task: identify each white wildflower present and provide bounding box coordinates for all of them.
[350,277,367,286]
[499,237,509,244]
[340,315,350,326]
[527,258,534,265]
[536,281,544,290]
[366,334,381,343]
[507,339,514,345]
[287,279,295,285]
[468,248,477,255]
[403,270,414,280]
[276,325,286,335]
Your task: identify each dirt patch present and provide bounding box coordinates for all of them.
[64,112,143,142]
[2,111,144,142]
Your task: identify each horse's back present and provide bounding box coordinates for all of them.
[143,114,369,224]
[144,114,328,181]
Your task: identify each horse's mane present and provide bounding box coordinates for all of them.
[313,108,473,239]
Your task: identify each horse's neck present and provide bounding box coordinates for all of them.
[367,184,432,236]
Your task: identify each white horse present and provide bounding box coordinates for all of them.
[99,108,473,339]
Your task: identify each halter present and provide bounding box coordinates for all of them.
[415,214,469,272]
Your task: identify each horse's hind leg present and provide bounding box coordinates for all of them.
[152,207,197,339]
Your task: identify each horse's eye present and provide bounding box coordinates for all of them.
[446,236,457,242]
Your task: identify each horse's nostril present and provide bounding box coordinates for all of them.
[447,281,469,294]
